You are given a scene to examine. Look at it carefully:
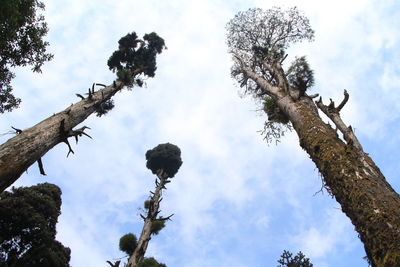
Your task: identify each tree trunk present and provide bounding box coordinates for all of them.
[0,81,124,192]
[276,94,400,266]
[127,170,168,267]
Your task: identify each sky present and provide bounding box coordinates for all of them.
[1,0,400,266]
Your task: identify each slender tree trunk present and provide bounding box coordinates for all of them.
[128,170,168,267]
[0,81,124,192]
[278,93,400,266]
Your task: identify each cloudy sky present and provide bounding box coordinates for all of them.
[1,0,400,266]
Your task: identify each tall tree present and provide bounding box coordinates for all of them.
[0,183,70,267]
[0,0,53,113]
[226,7,400,266]
[0,32,166,192]
[109,143,182,267]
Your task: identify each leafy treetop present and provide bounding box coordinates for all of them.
[277,250,313,267]
[138,257,166,267]
[0,0,53,113]
[226,7,315,143]
[145,143,182,178]
[0,183,70,267]
[226,6,314,97]
[107,32,166,88]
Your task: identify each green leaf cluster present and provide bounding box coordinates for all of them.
[0,0,53,113]
[138,257,166,267]
[0,183,70,267]
[107,32,166,88]
[145,143,182,178]
[119,233,137,256]
[263,97,289,124]
[150,220,165,235]
[95,99,115,117]
[287,56,314,93]
[277,250,313,267]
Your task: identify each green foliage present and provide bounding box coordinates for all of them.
[277,250,313,267]
[138,257,166,267]
[107,32,166,88]
[287,56,314,93]
[144,200,151,210]
[151,220,165,235]
[263,97,289,124]
[119,233,137,256]
[0,183,70,267]
[116,69,134,87]
[95,99,115,117]
[145,143,182,178]
[0,0,53,113]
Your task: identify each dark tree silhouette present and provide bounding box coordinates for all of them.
[0,183,70,266]
[145,143,183,178]
[0,31,166,192]
[227,7,400,266]
[0,0,53,113]
[138,257,166,267]
[277,250,313,267]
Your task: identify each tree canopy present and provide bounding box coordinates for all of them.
[0,183,70,267]
[227,7,315,143]
[145,143,182,178]
[138,257,166,267]
[0,0,53,113]
[226,7,314,97]
[108,32,166,88]
[277,250,313,267]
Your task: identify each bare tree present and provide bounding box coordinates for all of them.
[227,7,400,266]
[0,32,166,192]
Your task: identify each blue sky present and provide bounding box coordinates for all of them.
[1,0,400,266]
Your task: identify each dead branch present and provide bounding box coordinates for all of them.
[11,126,22,134]
[106,260,121,267]
[336,89,349,111]
[158,214,174,221]
[308,93,319,99]
[37,158,46,175]
[316,91,363,155]
[76,94,85,100]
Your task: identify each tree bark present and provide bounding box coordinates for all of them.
[278,92,400,266]
[0,81,124,192]
[127,170,168,267]
[242,64,400,265]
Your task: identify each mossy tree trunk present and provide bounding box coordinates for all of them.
[242,66,400,266]
[127,170,169,267]
[0,81,124,192]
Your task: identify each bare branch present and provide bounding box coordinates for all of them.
[316,94,363,155]
[158,214,174,221]
[75,94,85,100]
[11,126,22,134]
[336,89,349,112]
[37,158,46,175]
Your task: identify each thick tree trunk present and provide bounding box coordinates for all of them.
[277,94,400,266]
[127,171,168,267]
[0,81,124,192]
